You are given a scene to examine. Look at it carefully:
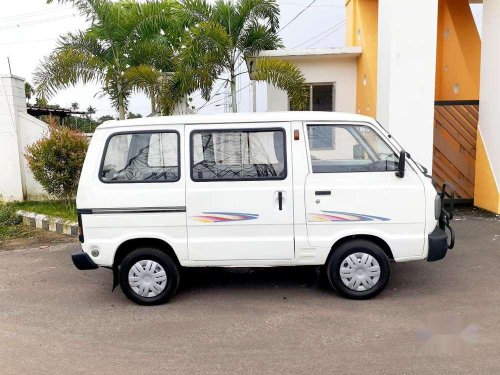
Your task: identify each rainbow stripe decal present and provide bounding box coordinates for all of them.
[192,212,259,223]
[308,210,390,223]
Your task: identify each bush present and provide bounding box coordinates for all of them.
[25,119,89,200]
[0,202,21,226]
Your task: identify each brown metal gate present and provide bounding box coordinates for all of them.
[433,101,479,199]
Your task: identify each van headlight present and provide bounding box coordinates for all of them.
[434,194,441,220]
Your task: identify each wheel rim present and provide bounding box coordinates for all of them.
[339,252,381,292]
[128,260,167,298]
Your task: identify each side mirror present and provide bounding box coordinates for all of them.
[396,150,406,178]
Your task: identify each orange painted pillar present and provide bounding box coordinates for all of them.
[345,0,378,117]
[435,0,481,101]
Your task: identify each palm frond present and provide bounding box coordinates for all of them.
[179,0,213,25]
[177,21,231,100]
[252,58,308,110]
[128,0,183,44]
[238,21,282,57]
[123,64,161,95]
[34,48,106,98]
[237,0,280,32]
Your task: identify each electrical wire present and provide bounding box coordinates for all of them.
[0,5,72,22]
[306,21,346,48]
[0,14,76,31]
[292,19,346,48]
[197,81,227,111]
[279,0,318,33]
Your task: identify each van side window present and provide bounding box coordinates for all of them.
[307,125,399,173]
[100,131,179,183]
[191,129,286,181]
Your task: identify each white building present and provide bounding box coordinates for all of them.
[249,47,361,114]
[0,74,48,201]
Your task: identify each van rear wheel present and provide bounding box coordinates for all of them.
[119,248,180,305]
[326,240,390,299]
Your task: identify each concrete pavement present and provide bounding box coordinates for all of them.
[0,212,498,374]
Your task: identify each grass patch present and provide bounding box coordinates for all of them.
[0,225,36,242]
[13,200,77,222]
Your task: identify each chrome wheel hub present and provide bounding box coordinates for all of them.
[340,252,381,291]
[128,260,167,298]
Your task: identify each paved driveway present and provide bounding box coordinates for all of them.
[0,212,498,374]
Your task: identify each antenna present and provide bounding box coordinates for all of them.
[7,57,12,75]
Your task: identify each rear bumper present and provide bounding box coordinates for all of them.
[427,226,451,262]
[72,252,99,270]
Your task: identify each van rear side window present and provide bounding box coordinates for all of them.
[191,129,286,181]
[100,131,180,183]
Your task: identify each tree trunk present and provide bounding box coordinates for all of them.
[118,99,125,120]
[230,72,237,113]
[150,86,157,115]
[117,80,126,120]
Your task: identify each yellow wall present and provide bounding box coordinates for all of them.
[474,132,500,213]
[345,0,378,116]
[435,0,481,100]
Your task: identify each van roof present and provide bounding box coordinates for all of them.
[97,111,375,130]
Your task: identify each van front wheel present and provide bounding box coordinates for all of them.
[326,240,390,299]
[119,248,180,305]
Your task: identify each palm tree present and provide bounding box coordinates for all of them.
[24,82,35,105]
[36,0,186,119]
[71,102,80,111]
[86,105,96,119]
[177,0,308,112]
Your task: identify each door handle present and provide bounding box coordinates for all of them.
[278,191,283,210]
[315,190,331,196]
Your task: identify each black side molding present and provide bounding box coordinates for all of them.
[77,206,186,214]
[72,252,99,270]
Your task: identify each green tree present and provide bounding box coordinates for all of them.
[127,111,143,119]
[97,115,115,123]
[71,102,80,111]
[35,0,186,119]
[24,82,35,105]
[178,0,308,112]
[25,118,88,201]
[86,105,96,119]
[35,97,48,107]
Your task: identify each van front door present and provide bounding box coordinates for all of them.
[185,123,294,261]
[304,123,426,259]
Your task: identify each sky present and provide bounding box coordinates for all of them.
[0,0,483,118]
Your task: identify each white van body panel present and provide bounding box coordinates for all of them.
[77,112,439,268]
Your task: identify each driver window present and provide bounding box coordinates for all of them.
[307,125,399,173]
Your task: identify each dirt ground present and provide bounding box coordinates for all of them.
[0,227,76,252]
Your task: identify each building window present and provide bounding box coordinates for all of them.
[191,129,286,181]
[290,83,335,112]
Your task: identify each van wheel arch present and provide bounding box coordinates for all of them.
[326,235,394,264]
[112,238,181,290]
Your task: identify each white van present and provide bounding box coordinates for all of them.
[73,112,454,305]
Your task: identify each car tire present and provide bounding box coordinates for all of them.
[119,248,180,305]
[326,240,390,299]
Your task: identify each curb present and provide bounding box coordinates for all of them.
[17,210,78,237]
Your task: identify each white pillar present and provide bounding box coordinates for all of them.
[376,0,439,171]
[477,0,500,187]
[0,75,27,201]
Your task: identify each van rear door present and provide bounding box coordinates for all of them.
[185,122,294,261]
